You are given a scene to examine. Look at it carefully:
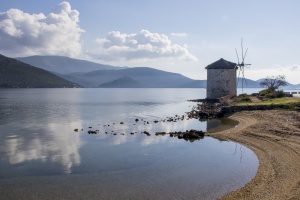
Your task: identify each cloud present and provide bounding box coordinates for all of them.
[95,29,197,61]
[3,122,82,174]
[289,65,300,71]
[278,64,300,72]
[171,32,189,37]
[0,1,84,57]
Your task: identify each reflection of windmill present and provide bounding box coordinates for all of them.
[235,38,251,91]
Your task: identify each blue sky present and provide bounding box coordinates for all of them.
[0,0,299,83]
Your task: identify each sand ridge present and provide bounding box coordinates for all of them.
[208,110,300,200]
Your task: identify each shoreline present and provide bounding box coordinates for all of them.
[208,110,300,199]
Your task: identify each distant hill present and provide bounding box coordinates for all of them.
[176,80,207,88]
[99,76,141,88]
[58,67,194,88]
[16,55,127,74]
[0,54,79,88]
[289,84,300,89]
[237,78,261,88]
[8,54,300,89]
[175,78,261,88]
[256,78,300,89]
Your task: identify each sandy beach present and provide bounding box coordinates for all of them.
[208,110,300,200]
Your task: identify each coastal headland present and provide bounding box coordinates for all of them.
[208,110,300,199]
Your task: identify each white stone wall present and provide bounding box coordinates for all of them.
[206,69,236,99]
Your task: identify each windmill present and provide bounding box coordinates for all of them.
[235,38,251,91]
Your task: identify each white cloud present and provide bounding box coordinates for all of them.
[0,1,84,57]
[288,65,300,71]
[3,122,82,174]
[171,32,189,37]
[95,29,197,61]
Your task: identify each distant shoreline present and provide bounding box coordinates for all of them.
[208,110,300,199]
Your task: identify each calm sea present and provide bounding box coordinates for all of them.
[0,88,259,200]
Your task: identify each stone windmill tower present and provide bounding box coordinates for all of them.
[205,58,237,99]
[205,39,251,100]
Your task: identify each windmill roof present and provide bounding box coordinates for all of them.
[205,58,236,69]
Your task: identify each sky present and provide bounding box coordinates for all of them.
[0,0,299,84]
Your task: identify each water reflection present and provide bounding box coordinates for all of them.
[0,89,258,199]
[94,117,239,146]
[0,89,205,176]
[1,122,83,175]
[207,118,239,133]
[0,111,239,176]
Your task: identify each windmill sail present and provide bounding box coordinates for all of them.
[235,38,251,91]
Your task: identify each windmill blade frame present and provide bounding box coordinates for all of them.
[243,48,248,62]
[235,38,251,92]
[241,38,244,63]
[235,48,240,65]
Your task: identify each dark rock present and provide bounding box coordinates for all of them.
[155,132,166,136]
[88,130,97,134]
[178,134,184,139]
[143,131,151,136]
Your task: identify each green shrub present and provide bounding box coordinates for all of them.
[239,93,251,102]
[274,90,285,98]
[259,89,270,97]
[267,93,276,98]
[259,89,285,99]
[241,96,251,101]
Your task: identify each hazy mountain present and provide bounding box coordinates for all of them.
[176,80,207,88]
[58,67,194,88]
[237,78,261,88]
[281,83,300,89]
[16,55,127,74]
[0,54,79,88]
[256,78,300,89]
[177,78,262,88]
[8,54,300,89]
[99,76,141,88]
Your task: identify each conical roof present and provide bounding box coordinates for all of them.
[205,58,236,69]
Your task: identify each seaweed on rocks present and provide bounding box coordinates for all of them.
[187,102,225,120]
[155,129,205,141]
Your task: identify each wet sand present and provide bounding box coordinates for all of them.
[208,110,300,200]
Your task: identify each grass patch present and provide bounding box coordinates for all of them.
[234,97,300,105]
[233,97,300,110]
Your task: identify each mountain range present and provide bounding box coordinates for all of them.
[0,54,79,88]
[16,55,127,74]
[57,67,195,88]
[1,54,299,89]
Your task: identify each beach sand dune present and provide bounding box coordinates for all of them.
[209,110,300,200]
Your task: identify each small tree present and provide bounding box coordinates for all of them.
[260,75,288,92]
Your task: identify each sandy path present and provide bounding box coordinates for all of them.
[208,110,300,200]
